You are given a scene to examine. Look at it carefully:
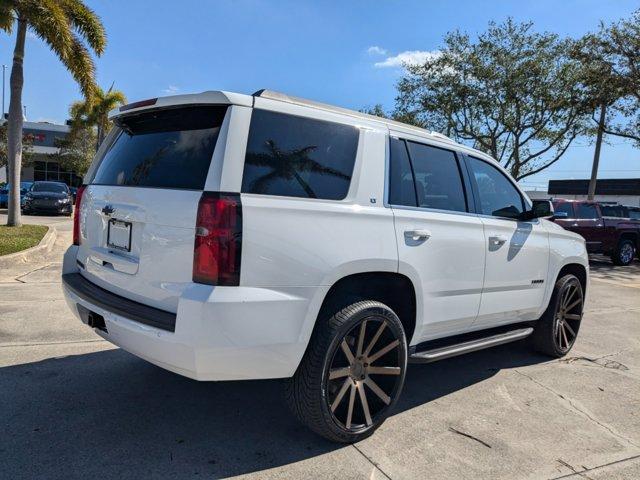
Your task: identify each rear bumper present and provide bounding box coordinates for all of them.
[63,273,177,331]
[61,247,324,381]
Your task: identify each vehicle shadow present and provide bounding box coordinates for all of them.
[588,254,640,285]
[2,342,549,479]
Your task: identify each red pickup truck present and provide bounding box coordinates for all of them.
[552,199,640,266]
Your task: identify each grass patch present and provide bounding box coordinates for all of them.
[0,224,49,256]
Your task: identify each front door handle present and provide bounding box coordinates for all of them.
[404,229,431,241]
[489,235,508,247]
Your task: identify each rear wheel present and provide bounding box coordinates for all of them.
[611,239,636,266]
[531,274,584,357]
[285,300,407,443]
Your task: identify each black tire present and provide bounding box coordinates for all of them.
[611,239,636,266]
[531,274,584,357]
[285,300,407,443]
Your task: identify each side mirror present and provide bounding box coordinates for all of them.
[521,200,554,220]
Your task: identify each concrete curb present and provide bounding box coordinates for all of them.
[0,225,57,268]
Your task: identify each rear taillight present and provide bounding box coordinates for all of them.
[193,192,242,286]
[72,185,86,246]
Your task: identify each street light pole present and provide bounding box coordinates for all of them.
[2,64,6,120]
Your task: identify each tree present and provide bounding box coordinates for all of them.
[573,10,640,199]
[0,1,106,226]
[360,104,425,128]
[70,83,126,149]
[394,19,587,181]
[0,121,33,174]
[49,124,96,178]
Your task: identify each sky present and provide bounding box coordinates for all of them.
[0,0,638,190]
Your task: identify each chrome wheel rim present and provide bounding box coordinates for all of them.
[554,281,583,352]
[620,243,635,264]
[326,316,403,432]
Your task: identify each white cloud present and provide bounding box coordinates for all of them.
[162,85,180,94]
[366,46,387,56]
[374,50,441,69]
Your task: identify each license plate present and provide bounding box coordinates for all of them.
[107,219,132,252]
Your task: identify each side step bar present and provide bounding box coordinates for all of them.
[409,327,534,363]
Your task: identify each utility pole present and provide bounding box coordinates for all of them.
[587,103,607,201]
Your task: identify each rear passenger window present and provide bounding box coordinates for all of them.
[241,110,359,200]
[388,138,417,206]
[406,142,467,213]
[577,204,599,219]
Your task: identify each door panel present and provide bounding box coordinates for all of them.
[394,208,486,341]
[388,137,485,342]
[465,155,550,327]
[474,217,549,327]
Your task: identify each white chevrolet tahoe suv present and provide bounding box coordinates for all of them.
[62,89,589,442]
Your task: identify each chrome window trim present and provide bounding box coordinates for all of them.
[388,202,481,219]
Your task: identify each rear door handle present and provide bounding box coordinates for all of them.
[405,229,431,241]
[489,235,508,247]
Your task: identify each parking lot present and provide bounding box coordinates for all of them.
[1,213,639,479]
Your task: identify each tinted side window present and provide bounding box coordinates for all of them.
[601,205,627,218]
[405,142,467,212]
[388,138,417,206]
[92,106,227,190]
[553,202,575,218]
[241,110,359,200]
[468,157,524,218]
[577,203,599,219]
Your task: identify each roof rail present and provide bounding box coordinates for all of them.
[252,89,456,143]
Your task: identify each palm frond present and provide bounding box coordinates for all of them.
[0,1,15,33]
[61,0,106,55]
[61,33,97,98]
[23,0,74,62]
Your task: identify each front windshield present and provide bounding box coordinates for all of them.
[31,182,68,194]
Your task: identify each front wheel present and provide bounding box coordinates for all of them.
[531,274,584,357]
[611,239,636,266]
[285,300,407,443]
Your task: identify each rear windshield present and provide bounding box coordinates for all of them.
[31,182,68,193]
[90,106,227,190]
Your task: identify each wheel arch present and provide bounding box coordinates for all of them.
[556,263,588,297]
[618,230,639,246]
[315,272,417,346]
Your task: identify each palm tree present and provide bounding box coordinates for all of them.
[246,140,350,198]
[70,83,126,149]
[0,1,105,226]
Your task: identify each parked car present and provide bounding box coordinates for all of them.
[552,199,640,266]
[22,181,73,216]
[61,90,589,442]
[0,181,33,208]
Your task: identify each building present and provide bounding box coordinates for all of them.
[545,178,640,206]
[524,179,640,206]
[0,120,83,186]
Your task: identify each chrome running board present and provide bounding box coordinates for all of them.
[409,327,534,363]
